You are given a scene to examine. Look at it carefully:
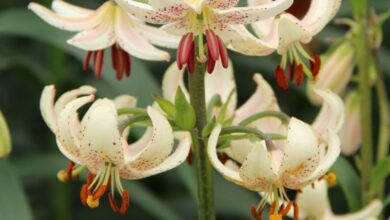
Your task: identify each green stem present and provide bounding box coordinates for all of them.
[188,42,215,220]
[238,111,290,126]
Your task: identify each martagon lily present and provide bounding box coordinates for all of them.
[28,0,179,79]
[115,0,293,74]
[249,0,342,89]
[40,85,191,214]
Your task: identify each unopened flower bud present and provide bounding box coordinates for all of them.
[0,111,11,159]
[340,91,361,156]
[308,42,356,105]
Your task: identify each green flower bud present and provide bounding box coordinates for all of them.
[0,111,11,159]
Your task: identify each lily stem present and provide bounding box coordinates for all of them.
[188,40,215,220]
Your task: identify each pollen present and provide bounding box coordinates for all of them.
[269,214,282,220]
[87,195,100,208]
[325,172,337,186]
[57,170,69,183]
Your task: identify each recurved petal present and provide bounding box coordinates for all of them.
[277,13,312,53]
[325,200,382,220]
[162,62,189,102]
[28,1,112,32]
[312,90,345,135]
[134,20,181,49]
[148,0,188,17]
[54,85,96,116]
[279,118,320,189]
[51,0,94,17]
[340,92,361,156]
[124,107,174,170]
[207,125,244,185]
[56,95,95,164]
[206,0,239,9]
[79,99,125,167]
[215,0,292,25]
[223,139,254,164]
[115,8,171,61]
[113,95,137,110]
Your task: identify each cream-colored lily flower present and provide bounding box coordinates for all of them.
[249,0,342,89]
[40,85,191,214]
[28,0,179,79]
[116,0,293,73]
[207,90,344,219]
[295,180,382,220]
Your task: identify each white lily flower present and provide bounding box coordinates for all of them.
[249,0,342,89]
[115,0,293,73]
[295,180,382,220]
[28,0,179,79]
[40,85,191,213]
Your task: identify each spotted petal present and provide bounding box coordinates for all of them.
[148,0,188,17]
[162,62,189,102]
[206,0,239,9]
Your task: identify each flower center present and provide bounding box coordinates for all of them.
[285,0,312,20]
[79,162,130,214]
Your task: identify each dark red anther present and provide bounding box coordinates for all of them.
[94,50,105,79]
[108,193,119,213]
[186,149,193,165]
[280,202,292,216]
[119,190,130,214]
[216,36,229,68]
[207,52,216,74]
[275,66,289,90]
[180,33,194,65]
[115,47,124,80]
[293,201,299,220]
[250,206,262,220]
[124,52,131,78]
[206,29,220,61]
[177,34,187,69]
[289,61,296,81]
[83,51,93,71]
[111,46,117,70]
[310,55,321,77]
[295,64,304,86]
[80,184,88,205]
[93,185,107,200]
[187,43,195,74]
[66,161,75,180]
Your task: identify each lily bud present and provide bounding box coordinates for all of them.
[308,42,356,105]
[0,111,11,159]
[340,91,361,156]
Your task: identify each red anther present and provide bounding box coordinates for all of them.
[80,184,88,205]
[66,161,75,180]
[216,36,229,68]
[83,51,93,71]
[177,34,187,69]
[120,190,130,214]
[187,43,195,74]
[115,47,124,80]
[108,193,119,213]
[111,46,117,70]
[310,55,321,77]
[289,61,296,81]
[206,29,220,61]
[207,52,216,74]
[93,51,98,65]
[279,202,292,216]
[275,66,289,90]
[269,201,276,217]
[93,185,107,200]
[94,50,105,79]
[186,149,193,165]
[180,33,194,65]
[295,64,304,86]
[250,206,261,220]
[293,201,299,220]
[124,52,131,77]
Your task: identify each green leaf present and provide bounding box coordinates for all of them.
[331,156,362,211]
[153,95,176,119]
[0,160,33,220]
[174,88,196,130]
[370,156,390,193]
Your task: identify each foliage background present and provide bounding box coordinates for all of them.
[0,0,389,219]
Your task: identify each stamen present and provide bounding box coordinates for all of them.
[83,51,93,71]
[279,202,292,216]
[93,185,108,200]
[324,172,337,186]
[66,161,75,180]
[250,206,261,220]
[94,50,105,79]
[216,36,229,68]
[295,64,304,86]
[87,195,99,208]
[187,43,195,74]
[177,34,186,69]
[115,46,124,80]
[310,55,321,77]
[123,52,131,77]
[205,29,220,61]
[207,52,216,73]
[293,201,299,220]
[269,201,276,217]
[275,66,289,90]
[289,61,296,81]
[119,190,130,214]
[108,194,119,213]
[80,184,88,205]
[111,46,117,71]
[180,33,194,65]
[186,149,193,165]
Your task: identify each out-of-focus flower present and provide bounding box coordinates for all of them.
[40,85,191,213]
[28,0,179,79]
[0,111,11,159]
[307,41,356,105]
[294,180,382,220]
[116,0,293,73]
[249,0,342,89]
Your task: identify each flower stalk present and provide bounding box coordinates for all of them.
[188,39,215,220]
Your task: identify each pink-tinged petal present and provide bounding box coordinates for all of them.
[221,140,254,164]
[160,20,192,36]
[115,8,171,61]
[114,0,180,24]
[79,99,125,167]
[162,62,189,102]
[134,19,181,49]
[325,200,382,220]
[205,59,237,117]
[279,118,320,189]
[125,107,174,170]
[340,92,361,156]
[54,85,96,116]
[56,95,95,164]
[67,9,116,51]
[207,125,244,185]
[277,13,311,53]
[28,1,112,31]
[113,95,137,110]
[120,133,191,179]
[148,0,188,17]
[215,0,292,25]
[206,0,239,9]
[218,25,276,56]
[51,0,93,17]
[312,90,345,135]
[302,0,342,36]
[239,141,278,192]
[183,0,207,13]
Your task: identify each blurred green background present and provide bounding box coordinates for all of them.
[0,0,389,219]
